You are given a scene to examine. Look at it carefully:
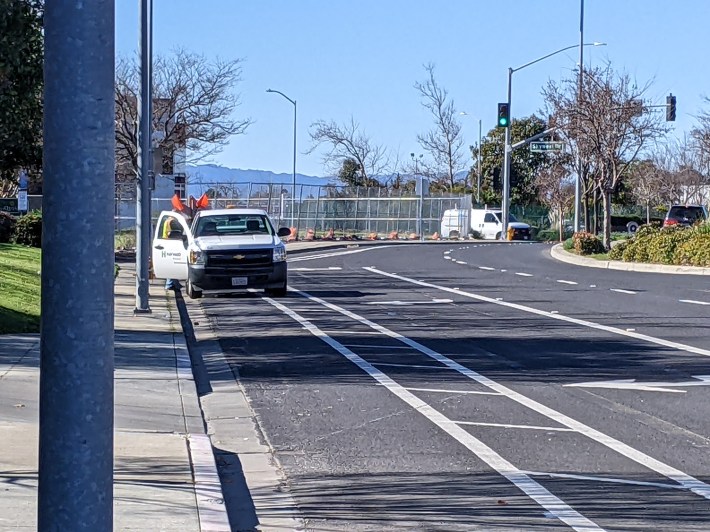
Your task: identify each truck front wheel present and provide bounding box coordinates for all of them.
[187,280,203,299]
[266,281,287,298]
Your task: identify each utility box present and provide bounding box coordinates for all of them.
[415,176,429,196]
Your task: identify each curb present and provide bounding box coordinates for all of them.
[175,291,305,531]
[550,244,710,276]
[285,238,522,255]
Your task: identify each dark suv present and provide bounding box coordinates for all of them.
[663,205,708,227]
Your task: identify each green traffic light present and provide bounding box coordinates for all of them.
[498,118,508,127]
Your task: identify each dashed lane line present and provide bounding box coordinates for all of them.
[557,280,578,285]
[321,270,710,499]
[679,299,710,306]
[515,272,534,277]
[610,288,637,295]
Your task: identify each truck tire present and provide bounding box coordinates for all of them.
[626,221,639,234]
[186,280,202,299]
[266,281,288,298]
[495,232,502,240]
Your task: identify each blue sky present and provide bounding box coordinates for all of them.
[115,1,710,177]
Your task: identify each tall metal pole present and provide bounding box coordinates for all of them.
[292,100,297,227]
[574,0,585,233]
[501,67,513,240]
[39,2,115,530]
[477,118,482,204]
[135,0,153,313]
[266,89,297,227]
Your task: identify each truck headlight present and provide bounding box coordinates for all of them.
[273,245,287,263]
[188,248,206,266]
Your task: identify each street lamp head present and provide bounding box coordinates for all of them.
[266,89,274,93]
[592,42,607,47]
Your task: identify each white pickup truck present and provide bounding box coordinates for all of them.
[151,208,291,299]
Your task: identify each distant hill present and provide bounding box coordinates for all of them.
[186,164,338,194]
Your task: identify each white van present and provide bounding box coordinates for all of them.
[440,208,532,240]
[470,208,531,240]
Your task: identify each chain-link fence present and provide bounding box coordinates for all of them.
[115,182,473,239]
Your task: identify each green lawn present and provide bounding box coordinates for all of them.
[0,243,41,334]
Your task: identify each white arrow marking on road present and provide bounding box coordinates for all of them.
[564,376,710,393]
[679,299,710,306]
[610,288,637,294]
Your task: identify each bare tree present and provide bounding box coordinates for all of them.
[415,63,465,191]
[535,155,575,240]
[115,49,252,187]
[308,117,389,186]
[626,157,670,223]
[544,64,669,248]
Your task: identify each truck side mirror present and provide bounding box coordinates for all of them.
[181,234,189,248]
[277,227,291,237]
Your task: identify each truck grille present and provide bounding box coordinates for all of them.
[206,249,273,268]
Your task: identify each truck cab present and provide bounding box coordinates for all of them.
[470,209,531,240]
[151,208,291,299]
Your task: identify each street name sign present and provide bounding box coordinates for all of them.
[530,141,564,152]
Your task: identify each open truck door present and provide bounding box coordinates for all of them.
[152,211,190,280]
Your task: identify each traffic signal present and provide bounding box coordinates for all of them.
[666,93,676,121]
[497,103,510,128]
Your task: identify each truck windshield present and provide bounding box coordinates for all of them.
[195,214,274,237]
[493,212,519,223]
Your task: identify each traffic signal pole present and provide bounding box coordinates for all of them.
[39,2,115,530]
[501,67,513,239]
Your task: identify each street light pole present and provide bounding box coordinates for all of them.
[574,0,585,233]
[501,41,605,240]
[266,89,297,227]
[135,0,152,313]
[477,118,482,204]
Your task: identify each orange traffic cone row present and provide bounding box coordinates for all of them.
[432,232,440,240]
[323,228,335,240]
[287,227,298,242]
[305,228,315,241]
[367,232,377,240]
[388,231,399,240]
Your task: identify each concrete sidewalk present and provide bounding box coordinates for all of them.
[0,263,229,531]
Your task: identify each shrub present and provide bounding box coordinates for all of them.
[13,211,42,247]
[572,231,605,255]
[0,211,17,243]
[563,237,574,251]
[608,239,628,260]
[645,225,693,264]
[537,228,573,242]
[674,233,710,267]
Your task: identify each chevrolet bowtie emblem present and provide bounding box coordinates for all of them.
[233,254,246,260]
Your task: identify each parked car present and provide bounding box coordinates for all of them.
[662,205,708,227]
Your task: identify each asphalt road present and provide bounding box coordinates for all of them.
[196,242,710,531]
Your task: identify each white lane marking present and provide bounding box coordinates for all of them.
[444,256,452,260]
[343,344,413,350]
[373,362,453,370]
[362,267,710,359]
[399,386,500,396]
[515,272,533,277]
[521,471,685,491]
[479,266,496,271]
[454,421,574,432]
[679,299,710,306]
[565,376,710,394]
[300,278,710,500]
[264,296,605,532]
[456,260,468,265]
[289,246,391,262]
[364,299,454,306]
[291,266,343,271]
[610,288,637,295]
[444,251,451,255]
[500,269,508,272]
[557,280,578,285]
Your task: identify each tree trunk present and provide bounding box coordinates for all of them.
[601,189,612,250]
[592,188,598,235]
[558,206,564,241]
[582,192,590,233]
[646,201,650,224]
